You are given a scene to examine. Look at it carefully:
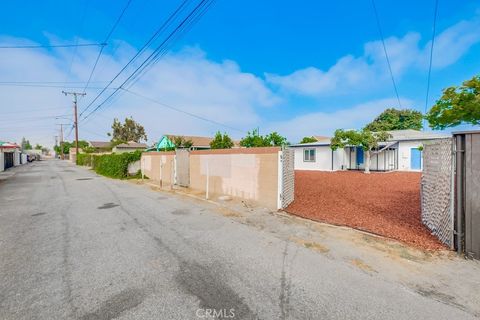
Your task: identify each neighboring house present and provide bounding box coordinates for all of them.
[112,141,148,153]
[88,141,112,153]
[149,134,214,151]
[0,141,21,172]
[290,129,451,172]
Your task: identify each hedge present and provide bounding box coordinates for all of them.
[76,151,142,179]
[76,153,93,167]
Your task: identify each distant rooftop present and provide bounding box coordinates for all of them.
[89,141,111,148]
[115,142,148,148]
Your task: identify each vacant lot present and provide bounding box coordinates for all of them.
[286,170,444,250]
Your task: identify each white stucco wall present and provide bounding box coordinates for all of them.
[398,140,424,171]
[13,150,20,166]
[294,146,348,171]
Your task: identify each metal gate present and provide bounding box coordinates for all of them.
[175,149,190,187]
[454,131,480,259]
[4,152,14,169]
[280,148,295,209]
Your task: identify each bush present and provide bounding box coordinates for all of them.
[91,151,142,179]
[76,153,94,166]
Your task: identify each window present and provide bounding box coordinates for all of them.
[303,148,316,162]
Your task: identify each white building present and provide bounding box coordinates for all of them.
[290,130,451,172]
[0,141,21,172]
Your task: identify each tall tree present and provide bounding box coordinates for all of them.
[365,108,423,131]
[109,117,147,144]
[426,75,480,129]
[300,136,318,144]
[240,129,287,148]
[210,131,234,149]
[331,129,391,173]
[266,132,288,146]
[21,137,32,150]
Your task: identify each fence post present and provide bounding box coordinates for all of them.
[160,160,163,188]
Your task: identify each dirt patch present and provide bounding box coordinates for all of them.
[350,258,377,273]
[286,171,445,250]
[290,237,329,254]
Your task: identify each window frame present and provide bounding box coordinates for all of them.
[303,148,316,162]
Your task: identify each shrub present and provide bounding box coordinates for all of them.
[76,153,94,166]
[91,151,142,179]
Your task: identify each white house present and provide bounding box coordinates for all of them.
[290,130,451,172]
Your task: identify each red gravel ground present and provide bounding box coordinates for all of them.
[286,170,445,250]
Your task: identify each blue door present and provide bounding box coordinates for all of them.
[356,147,364,165]
[410,148,422,170]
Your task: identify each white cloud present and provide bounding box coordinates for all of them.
[266,14,480,96]
[266,98,414,143]
[0,41,276,147]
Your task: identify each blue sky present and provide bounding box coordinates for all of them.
[0,0,479,147]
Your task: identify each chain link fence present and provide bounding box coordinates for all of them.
[421,139,453,247]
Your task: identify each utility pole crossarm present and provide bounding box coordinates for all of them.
[62,91,86,160]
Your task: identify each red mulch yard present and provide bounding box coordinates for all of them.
[286,170,445,250]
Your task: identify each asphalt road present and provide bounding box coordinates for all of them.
[0,160,475,320]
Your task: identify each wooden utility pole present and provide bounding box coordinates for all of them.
[62,91,86,158]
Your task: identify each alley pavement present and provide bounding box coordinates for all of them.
[0,159,476,319]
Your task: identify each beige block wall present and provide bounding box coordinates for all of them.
[189,147,280,209]
[141,152,176,188]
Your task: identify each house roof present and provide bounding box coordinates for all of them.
[115,142,148,149]
[89,141,111,148]
[290,129,450,147]
[386,129,451,141]
[0,141,19,149]
[166,134,214,147]
[312,135,331,142]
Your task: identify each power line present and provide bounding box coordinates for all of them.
[82,0,134,94]
[0,43,105,49]
[424,0,439,124]
[124,0,216,91]
[0,83,115,89]
[0,81,108,84]
[78,0,193,118]
[63,0,91,91]
[371,0,402,108]
[82,0,213,122]
[122,88,246,133]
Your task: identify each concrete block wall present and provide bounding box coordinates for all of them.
[189,147,281,209]
[141,147,292,210]
[141,152,176,188]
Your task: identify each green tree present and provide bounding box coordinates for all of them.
[34,143,42,150]
[300,136,318,144]
[331,129,391,173]
[266,132,288,146]
[240,129,269,147]
[21,137,32,150]
[426,75,480,129]
[240,129,287,148]
[53,140,90,155]
[109,117,147,144]
[365,108,423,131]
[210,131,234,149]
